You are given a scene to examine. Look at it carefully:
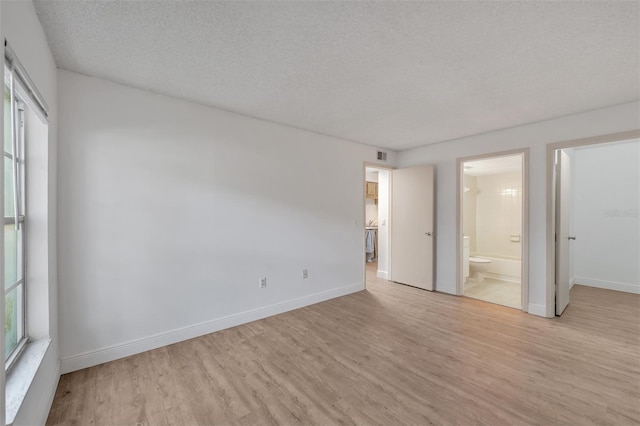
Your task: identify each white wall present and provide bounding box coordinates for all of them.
[1,1,59,425]
[397,101,640,316]
[365,171,379,182]
[572,140,640,293]
[462,174,477,252]
[365,170,378,224]
[475,172,522,259]
[57,70,395,372]
[365,198,378,225]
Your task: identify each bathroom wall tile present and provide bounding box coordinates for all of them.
[474,172,522,258]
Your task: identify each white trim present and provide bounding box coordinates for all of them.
[4,43,49,121]
[527,303,547,317]
[376,270,388,280]
[61,282,363,374]
[574,277,639,294]
[569,276,575,289]
[5,339,52,425]
[35,360,60,426]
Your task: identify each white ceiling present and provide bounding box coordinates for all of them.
[464,155,522,176]
[34,1,639,151]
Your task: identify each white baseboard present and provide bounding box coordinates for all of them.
[376,270,388,280]
[527,303,547,317]
[569,276,575,289]
[574,277,640,294]
[61,282,363,374]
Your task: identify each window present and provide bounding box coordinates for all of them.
[4,74,27,368]
[3,44,51,424]
[2,46,49,378]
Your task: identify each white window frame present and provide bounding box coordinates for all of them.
[4,69,28,371]
[3,42,47,372]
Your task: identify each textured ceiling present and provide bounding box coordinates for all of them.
[34,1,640,151]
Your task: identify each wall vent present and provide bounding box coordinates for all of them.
[377,151,387,161]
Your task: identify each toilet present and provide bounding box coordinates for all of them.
[469,257,492,282]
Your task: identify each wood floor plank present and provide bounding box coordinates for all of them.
[47,265,640,425]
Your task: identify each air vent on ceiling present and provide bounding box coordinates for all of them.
[377,151,387,161]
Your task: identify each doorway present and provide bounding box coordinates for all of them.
[363,166,391,287]
[457,151,528,310]
[551,135,640,315]
[363,164,435,291]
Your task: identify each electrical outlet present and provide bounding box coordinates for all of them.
[302,269,308,279]
[259,277,267,288]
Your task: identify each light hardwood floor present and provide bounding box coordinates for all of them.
[47,264,640,425]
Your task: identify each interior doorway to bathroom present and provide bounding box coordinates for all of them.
[363,165,391,287]
[457,151,528,310]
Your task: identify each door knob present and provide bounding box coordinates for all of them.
[425,232,432,236]
[568,236,576,240]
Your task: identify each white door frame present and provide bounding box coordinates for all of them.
[456,148,530,311]
[362,162,394,288]
[544,129,640,318]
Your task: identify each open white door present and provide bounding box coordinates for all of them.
[390,165,435,290]
[555,150,572,315]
